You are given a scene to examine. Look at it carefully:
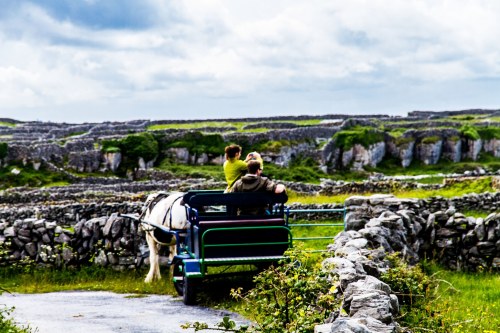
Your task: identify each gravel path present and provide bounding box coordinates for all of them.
[0,291,248,333]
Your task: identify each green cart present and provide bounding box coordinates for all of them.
[171,190,292,305]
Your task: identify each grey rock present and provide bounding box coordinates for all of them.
[54,233,71,244]
[25,242,37,257]
[94,250,108,266]
[350,292,394,323]
[4,227,16,237]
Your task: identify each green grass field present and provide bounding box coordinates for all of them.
[433,269,499,333]
[399,264,500,333]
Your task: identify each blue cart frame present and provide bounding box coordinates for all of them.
[169,190,292,305]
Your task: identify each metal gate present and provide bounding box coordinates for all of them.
[287,208,346,252]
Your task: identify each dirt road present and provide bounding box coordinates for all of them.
[0,291,248,333]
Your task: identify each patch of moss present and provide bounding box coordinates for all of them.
[395,136,414,146]
[103,146,121,153]
[477,126,500,140]
[421,136,441,144]
[446,135,460,142]
[0,121,16,127]
[0,163,70,189]
[389,128,409,138]
[252,140,291,154]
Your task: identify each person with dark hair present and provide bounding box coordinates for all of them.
[232,160,285,215]
[223,144,248,192]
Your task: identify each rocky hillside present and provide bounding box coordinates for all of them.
[1,109,499,185]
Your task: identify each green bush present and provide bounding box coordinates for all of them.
[459,124,480,140]
[121,132,158,162]
[381,254,436,307]
[231,247,339,333]
[333,127,384,150]
[103,146,121,153]
[101,139,122,153]
[0,163,70,189]
[184,247,340,332]
[389,128,409,138]
[0,142,7,159]
[0,306,34,333]
[100,133,159,173]
[380,255,452,332]
[252,140,290,154]
[166,132,225,156]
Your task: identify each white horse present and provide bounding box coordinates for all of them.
[140,191,189,283]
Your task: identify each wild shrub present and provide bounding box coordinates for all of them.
[395,136,414,146]
[251,140,290,153]
[165,132,225,156]
[0,163,69,189]
[333,126,384,150]
[231,247,339,333]
[459,124,480,140]
[0,142,7,159]
[389,128,409,138]
[121,132,159,162]
[100,132,159,174]
[183,246,340,333]
[0,306,34,333]
[381,254,436,307]
[380,255,454,332]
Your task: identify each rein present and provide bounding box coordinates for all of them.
[161,194,184,231]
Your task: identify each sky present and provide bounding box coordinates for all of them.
[1,0,500,123]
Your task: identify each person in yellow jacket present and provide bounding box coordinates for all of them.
[223,145,265,192]
[223,144,248,192]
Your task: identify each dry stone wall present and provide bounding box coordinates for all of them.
[316,193,499,333]
[0,191,497,271]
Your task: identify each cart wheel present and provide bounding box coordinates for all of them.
[172,261,184,296]
[183,275,197,305]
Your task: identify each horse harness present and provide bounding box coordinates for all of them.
[140,192,185,232]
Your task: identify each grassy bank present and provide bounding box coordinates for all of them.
[432,268,499,333]
[394,263,500,333]
[0,266,175,295]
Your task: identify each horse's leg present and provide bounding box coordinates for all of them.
[168,243,177,264]
[145,232,161,283]
[168,243,177,276]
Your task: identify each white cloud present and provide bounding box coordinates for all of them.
[0,0,499,122]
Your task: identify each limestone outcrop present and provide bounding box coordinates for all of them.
[1,110,499,177]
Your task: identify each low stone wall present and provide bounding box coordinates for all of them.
[342,194,499,270]
[316,194,499,333]
[2,190,495,227]
[0,202,142,226]
[0,214,148,271]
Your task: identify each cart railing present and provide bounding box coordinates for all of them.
[200,225,293,265]
[287,207,346,252]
